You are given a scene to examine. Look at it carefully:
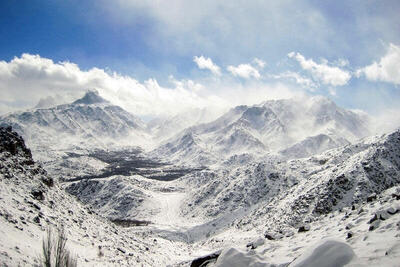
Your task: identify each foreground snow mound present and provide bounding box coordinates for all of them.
[214,240,357,267]
[214,247,271,267]
[288,239,356,267]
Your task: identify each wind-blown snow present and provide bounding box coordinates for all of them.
[153,96,370,166]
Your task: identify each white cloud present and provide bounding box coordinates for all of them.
[227,64,261,79]
[0,54,227,116]
[253,58,266,68]
[272,71,316,90]
[356,43,400,85]
[193,56,221,76]
[288,52,351,86]
[0,54,306,118]
[168,75,204,93]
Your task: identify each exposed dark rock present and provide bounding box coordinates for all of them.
[0,126,32,157]
[264,232,276,240]
[191,251,221,267]
[117,247,126,254]
[32,203,41,211]
[33,216,40,224]
[369,220,380,231]
[40,176,54,187]
[392,193,400,200]
[30,189,44,201]
[347,231,353,239]
[369,214,378,224]
[298,225,310,232]
[367,193,377,202]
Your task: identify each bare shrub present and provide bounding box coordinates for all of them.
[41,226,77,267]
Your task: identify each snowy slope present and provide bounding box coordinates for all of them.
[280,134,350,158]
[0,126,192,266]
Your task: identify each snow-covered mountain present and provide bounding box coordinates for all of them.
[60,127,400,266]
[179,129,400,228]
[2,93,400,266]
[0,90,151,153]
[153,96,370,165]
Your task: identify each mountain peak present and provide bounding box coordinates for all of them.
[73,90,109,105]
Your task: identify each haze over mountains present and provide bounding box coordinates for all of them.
[0,90,371,162]
[0,90,399,266]
[154,95,370,166]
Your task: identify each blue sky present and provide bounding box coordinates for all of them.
[0,0,399,119]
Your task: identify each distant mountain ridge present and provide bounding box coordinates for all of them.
[0,93,371,165]
[0,90,150,152]
[152,96,371,165]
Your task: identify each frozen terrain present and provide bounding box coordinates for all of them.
[0,92,399,266]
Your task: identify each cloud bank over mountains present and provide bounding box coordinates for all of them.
[1,44,400,119]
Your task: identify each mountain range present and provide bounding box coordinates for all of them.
[153,96,370,165]
[0,91,399,266]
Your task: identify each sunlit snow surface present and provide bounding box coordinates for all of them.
[0,94,399,266]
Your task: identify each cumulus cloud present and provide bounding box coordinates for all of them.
[356,43,400,85]
[288,52,351,86]
[272,71,316,90]
[227,64,261,79]
[193,56,221,76]
[0,54,228,116]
